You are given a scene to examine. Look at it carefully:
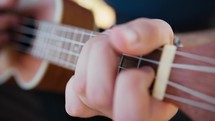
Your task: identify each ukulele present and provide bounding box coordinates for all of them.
[0,0,214,121]
[0,0,115,93]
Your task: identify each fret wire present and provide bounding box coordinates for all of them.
[31,46,45,62]
[22,41,76,70]
[58,26,68,65]
[32,35,44,58]
[89,31,95,39]
[22,18,215,111]
[31,33,215,74]
[21,19,215,73]
[56,53,76,69]
[49,25,61,63]
[62,24,71,39]
[118,55,125,72]
[18,44,215,111]
[35,19,95,36]
[118,55,215,73]
[19,23,85,61]
[37,29,84,46]
[71,28,78,50]
[31,36,215,74]
[79,29,84,43]
[118,66,127,71]
[31,43,79,70]
[42,37,49,59]
[38,34,48,59]
[13,43,215,112]
[47,38,58,60]
[76,29,82,42]
[137,56,142,69]
[57,23,97,38]
[123,54,160,65]
[20,23,97,41]
[36,30,83,54]
[32,36,49,61]
[82,31,91,43]
[31,40,77,70]
[39,25,61,62]
[31,38,80,67]
[33,38,80,57]
[67,28,78,65]
[65,54,74,68]
[57,42,63,65]
[70,30,87,64]
[65,27,71,40]
[29,19,215,67]
[46,22,94,43]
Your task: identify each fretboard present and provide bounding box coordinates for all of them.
[26,20,98,70]
[16,19,215,121]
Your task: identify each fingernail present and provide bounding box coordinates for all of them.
[142,66,154,73]
[120,29,138,44]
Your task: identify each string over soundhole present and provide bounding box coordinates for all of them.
[13,17,37,53]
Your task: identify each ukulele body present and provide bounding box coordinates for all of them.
[0,0,94,92]
[0,0,214,120]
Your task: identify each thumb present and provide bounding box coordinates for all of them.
[113,66,178,121]
[109,18,174,56]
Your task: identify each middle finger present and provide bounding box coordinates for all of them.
[86,35,119,118]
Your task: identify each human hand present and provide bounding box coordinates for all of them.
[65,18,178,121]
[0,0,56,47]
[0,0,18,46]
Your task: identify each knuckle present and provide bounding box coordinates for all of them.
[152,19,174,41]
[72,77,86,96]
[65,79,85,117]
[91,38,110,52]
[65,104,84,117]
[133,18,173,36]
[87,89,112,110]
[83,36,110,54]
[152,19,172,29]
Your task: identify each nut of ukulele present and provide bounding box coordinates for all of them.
[152,45,177,100]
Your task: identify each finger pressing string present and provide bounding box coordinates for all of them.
[14,18,215,74]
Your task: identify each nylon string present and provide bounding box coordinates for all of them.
[15,20,215,112]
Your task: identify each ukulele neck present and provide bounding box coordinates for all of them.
[16,19,215,121]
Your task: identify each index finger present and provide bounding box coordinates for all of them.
[110,18,174,55]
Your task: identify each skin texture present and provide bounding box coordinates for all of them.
[0,0,55,46]
[0,0,18,46]
[0,1,178,121]
[65,18,178,121]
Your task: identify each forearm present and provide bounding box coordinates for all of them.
[176,28,215,47]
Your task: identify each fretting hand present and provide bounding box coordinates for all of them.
[65,18,178,121]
